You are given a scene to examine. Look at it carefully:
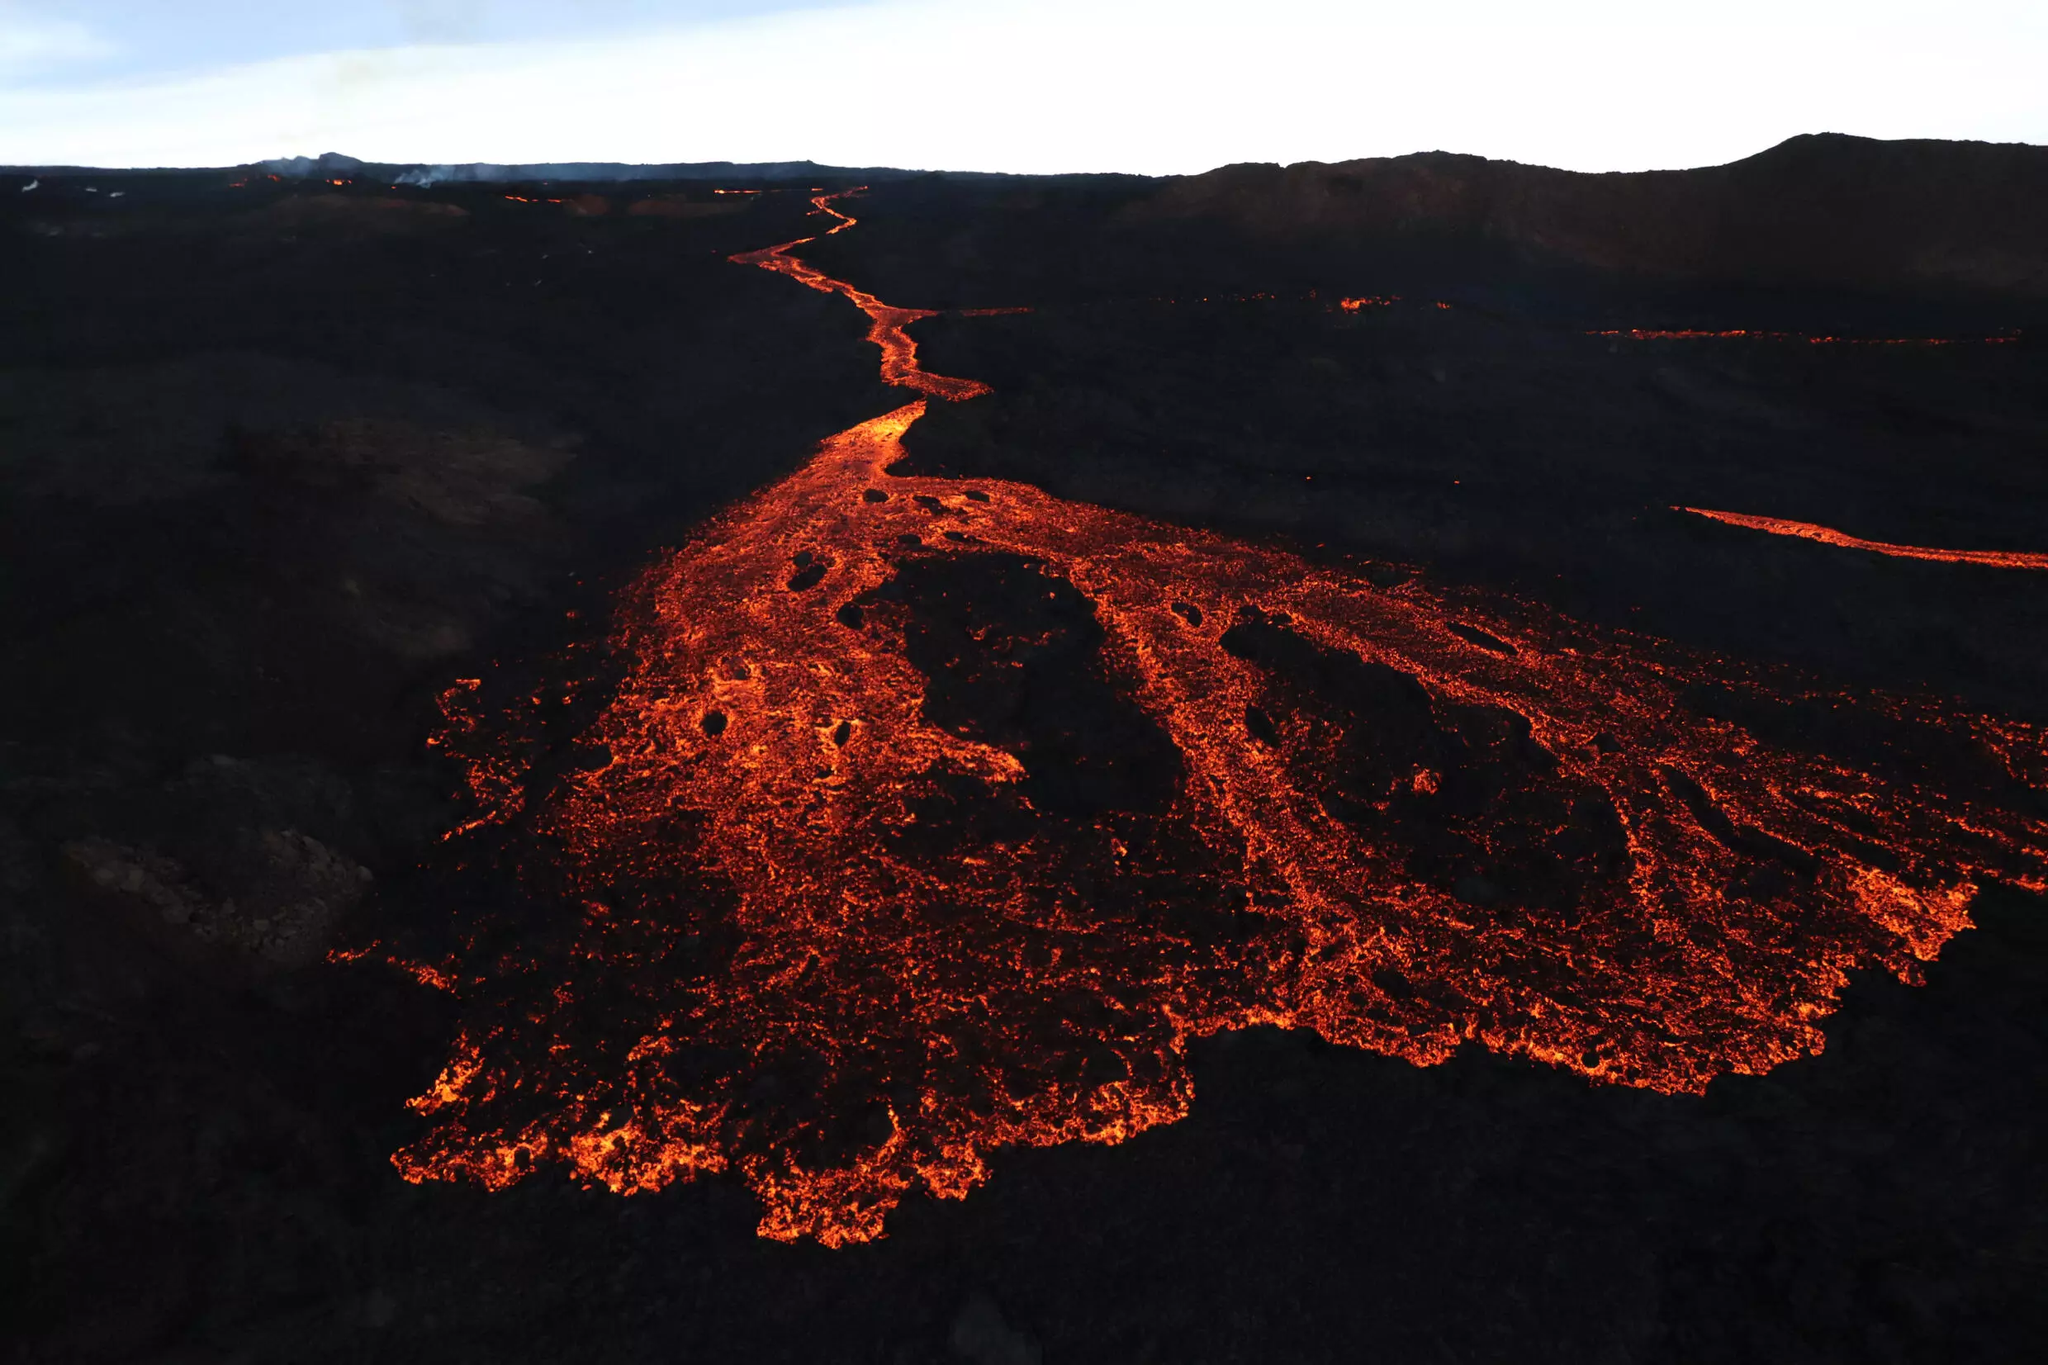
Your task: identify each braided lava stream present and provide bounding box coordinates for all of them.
[389,192,2048,1246]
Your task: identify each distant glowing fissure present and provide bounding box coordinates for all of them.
[381,192,2048,1247]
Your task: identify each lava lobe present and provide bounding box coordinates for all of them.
[381,193,2048,1247]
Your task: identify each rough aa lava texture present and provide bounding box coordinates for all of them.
[386,193,2048,1247]
[6,139,2048,1362]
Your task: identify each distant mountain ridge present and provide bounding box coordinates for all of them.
[11,135,2045,302]
[0,149,1000,183]
[1129,134,2048,301]
[256,151,921,186]
[247,152,1110,186]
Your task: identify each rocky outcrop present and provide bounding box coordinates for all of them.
[63,827,370,972]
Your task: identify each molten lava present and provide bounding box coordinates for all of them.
[729,192,986,402]
[1679,507,2048,570]
[386,193,2048,1247]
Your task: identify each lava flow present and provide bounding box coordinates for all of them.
[388,192,2048,1247]
[728,190,986,401]
[1679,506,2048,571]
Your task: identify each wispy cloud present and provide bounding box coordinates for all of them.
[0,2,874,85]
[0,12,115,73]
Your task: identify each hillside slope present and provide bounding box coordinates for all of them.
[1131,134,2048,300]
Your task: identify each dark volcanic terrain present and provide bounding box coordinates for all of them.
[4,137,2046,1363]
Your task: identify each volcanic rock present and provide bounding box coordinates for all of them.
[62,827,370,971]
[1128,133,2048,300]
[244,193,470,236]
[951,1292,1043,1365]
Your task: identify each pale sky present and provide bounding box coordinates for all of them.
[1,0,2043,174]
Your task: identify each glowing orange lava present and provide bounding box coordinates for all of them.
[386,194,2048,1247]
[1680,507,2048,570]
[729,192,987,401]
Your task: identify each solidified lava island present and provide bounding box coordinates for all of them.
[381,193,2048,1246]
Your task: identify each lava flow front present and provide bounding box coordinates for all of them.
[388,193,2048,1247]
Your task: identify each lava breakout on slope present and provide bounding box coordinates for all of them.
[373,194,2048,1247]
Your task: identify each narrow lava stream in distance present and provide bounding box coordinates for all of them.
[1677,507,2048,571]
[387,192,2048,1246]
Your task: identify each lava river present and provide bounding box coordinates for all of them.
[386,192,2048,1246]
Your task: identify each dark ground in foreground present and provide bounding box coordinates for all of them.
[3,154,2046,1363]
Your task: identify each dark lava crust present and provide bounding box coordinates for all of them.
[4,147,2047,1363]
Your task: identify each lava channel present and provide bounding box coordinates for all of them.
[1679,506,2048,571]
[381,192,2048,1246]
